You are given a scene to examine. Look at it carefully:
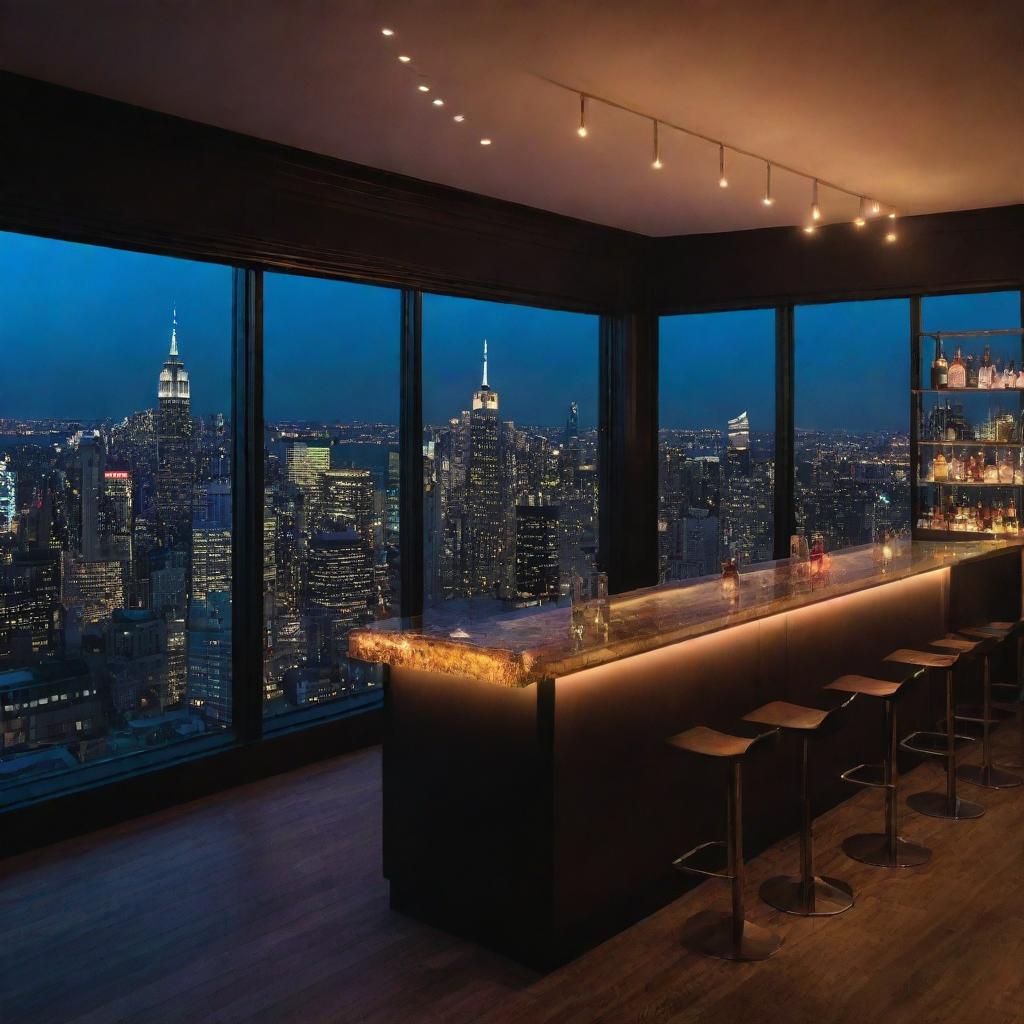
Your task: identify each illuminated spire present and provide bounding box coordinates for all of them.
[482,339,488,388]
[169,305,179,357]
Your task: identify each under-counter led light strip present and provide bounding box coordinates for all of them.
[381,26,482,143]
[559,82,898,242]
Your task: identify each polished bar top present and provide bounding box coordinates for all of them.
[349,540,1023,688]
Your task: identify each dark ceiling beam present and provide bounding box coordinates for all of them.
[0,71,642,315]
[648,204,1024,313]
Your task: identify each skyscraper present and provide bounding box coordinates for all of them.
[305,528,373,666]
[466,340,502,595]
[321,468,374,542]
[0,457,16,533]
[75,432,105,561]
[155,310,194,547]
[514,501,560,603]
[191,480,232,603]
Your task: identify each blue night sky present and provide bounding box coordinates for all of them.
[0,231,1018,431]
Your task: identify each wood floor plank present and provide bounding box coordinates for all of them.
[1,729,1022,1024]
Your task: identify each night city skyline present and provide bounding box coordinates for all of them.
[3,230,1017,431]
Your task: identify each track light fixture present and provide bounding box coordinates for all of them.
[762,161,774,206]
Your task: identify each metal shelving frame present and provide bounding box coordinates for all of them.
[910,306,1024,541]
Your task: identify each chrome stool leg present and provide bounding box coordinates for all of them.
[760,735,854,915]
[843,698,931,868]
[699,761,782,961]
[959,649,1023,790]
[906,667,984,820]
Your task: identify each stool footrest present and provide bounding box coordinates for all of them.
[900,731,975,757]
[955,704,1013,725]
[840,762,892,790]
[672,840,731,881]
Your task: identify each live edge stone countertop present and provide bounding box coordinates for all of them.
[348,540,1024,689]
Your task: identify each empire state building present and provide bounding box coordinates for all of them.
[466,340,502,595]
[155,309,194,547]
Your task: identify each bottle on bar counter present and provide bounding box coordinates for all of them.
[930,336,948,389]
[947,347,967,389]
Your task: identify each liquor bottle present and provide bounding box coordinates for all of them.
[930,336,948,389]
[978,344,995,388]
[947,347,967,389]
[1004,361,1017,388]
[999,455,1015,483]
[933,451,949,481]
[966,354,979,388]
[992,357,1006,389]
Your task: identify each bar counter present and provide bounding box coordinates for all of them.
[352,540,1023,969]
[351,540,1024,688]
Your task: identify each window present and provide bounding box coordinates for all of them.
[0,231,232,804]
[794,299,910,550]
[422,296,598,608]
[262,274,399,721]
[659,310,775,580]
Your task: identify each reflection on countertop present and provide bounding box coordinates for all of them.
[348,539,1024,688]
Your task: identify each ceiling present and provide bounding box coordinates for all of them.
[1,0,1021,236]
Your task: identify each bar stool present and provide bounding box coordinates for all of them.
[742,695,856,916]
[957,623,1023,790]
[897,639,984,821]
[825,661,930,868]
[667,724,781,961]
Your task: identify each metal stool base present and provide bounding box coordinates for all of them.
[759,874,854,916]
[690,912,782,961]
[907,790,985,820]
[842,832,931,868]
[957,763,1023,789]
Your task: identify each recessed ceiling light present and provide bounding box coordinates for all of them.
[417,84,430,93]
[453,114,465,122]
[480,138,492,146]
[398,55,411,63]
[381,27,394,36]
[432,98,444,106]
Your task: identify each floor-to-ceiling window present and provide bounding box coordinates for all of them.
[658,310,775,580]
[794,299,911,550]
[422,296,599,609]
[0,231,232,804]
[262,274,399,721]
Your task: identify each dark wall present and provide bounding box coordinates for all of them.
[649,205,1024,313]
[0,72,641,314]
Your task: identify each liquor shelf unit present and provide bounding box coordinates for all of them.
[913,325,1024,540]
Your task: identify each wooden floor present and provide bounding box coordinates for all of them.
[3,728,1023,1024]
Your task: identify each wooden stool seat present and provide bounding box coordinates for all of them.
[666,725,775,760]
[743,700,840,733]
[960,623,1014,642]
[929,636,984,656]
[885,648,958,670]
[825,674,903,700]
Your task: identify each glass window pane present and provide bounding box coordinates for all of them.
[658,310,775,580]
[262,274,399,722]
[0,231,232,805]
[794,299,910,550]
[422,296,598,608]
